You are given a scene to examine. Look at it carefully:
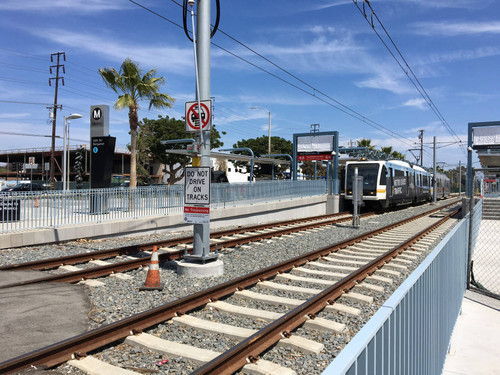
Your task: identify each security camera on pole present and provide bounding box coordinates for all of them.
[177,0,223,277]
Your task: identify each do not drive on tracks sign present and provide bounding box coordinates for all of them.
[184,166,211,224]
[185,100,212,132]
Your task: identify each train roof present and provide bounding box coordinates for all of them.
[345,159,413,168]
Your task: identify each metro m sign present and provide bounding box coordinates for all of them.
[90,104,109,138]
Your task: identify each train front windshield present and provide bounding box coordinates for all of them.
[346,164,379,193]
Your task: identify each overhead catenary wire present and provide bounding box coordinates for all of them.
[351,0,465,155]
[128,0,417,148]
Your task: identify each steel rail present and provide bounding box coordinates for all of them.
[0,212,351,271]
[0,213,362,289]
[192,209,460,375]
[0,203,460,374]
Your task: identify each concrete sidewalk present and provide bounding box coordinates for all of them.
[443,290,500,375]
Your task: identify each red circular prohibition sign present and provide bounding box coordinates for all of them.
[187,102,210,130]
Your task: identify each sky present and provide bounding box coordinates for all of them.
[1,0,499,170]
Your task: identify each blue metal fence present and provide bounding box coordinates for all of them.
[0,180,327,233]
[323,214,469,375]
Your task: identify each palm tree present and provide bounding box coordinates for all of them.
[391,151,406,160]
[99,58,174,187]
[380,146,393,156]
[357,138,375,150]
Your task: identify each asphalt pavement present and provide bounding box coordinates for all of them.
[0,270,90,364]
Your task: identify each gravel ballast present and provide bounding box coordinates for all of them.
[0,199,460,374]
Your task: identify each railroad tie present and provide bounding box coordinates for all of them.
[68,356,139,374]
[173,314,324,354]
[125,333,296,375]
[207,301,346,333]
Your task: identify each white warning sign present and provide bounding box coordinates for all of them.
[184,166,211,205]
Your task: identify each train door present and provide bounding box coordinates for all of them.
[388,167,394,198]
[408,170,415,201]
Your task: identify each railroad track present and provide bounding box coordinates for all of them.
[0,202,461,374]
[0,212,365,288]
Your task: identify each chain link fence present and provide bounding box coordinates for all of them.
[469,174,500,299]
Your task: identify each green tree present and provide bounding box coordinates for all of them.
[138,115,225,185]
[391,151,406,160]
[380,146,393,156]
[232,136,293,179]
[99,58,174,187]
[357,138,375,150]
[300,161,326,179]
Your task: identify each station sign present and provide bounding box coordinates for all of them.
[90,136,116,189]
[90,105,110,138]
[297,154,333,161]
[185,100,212,132]
[472,125,500,150]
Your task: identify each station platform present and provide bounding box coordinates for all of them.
[443,290,500,375]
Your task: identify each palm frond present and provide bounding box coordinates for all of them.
[148,93,175,110]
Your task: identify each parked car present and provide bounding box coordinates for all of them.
[1,182,44,193]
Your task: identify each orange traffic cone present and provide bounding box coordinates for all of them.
[140,246,163,291]
[34,196,40,208]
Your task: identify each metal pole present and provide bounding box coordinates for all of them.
[467,124,473,198]
[268,110,271,154]
[63,116,68,191]
[67,124,70,190]
[352,167,359,227]
[459,160,462,196]
[188,3,203,155]
[467,172,475,289]
[193,0,211,260]
[433,136,437,203]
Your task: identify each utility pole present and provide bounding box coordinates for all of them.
[49,52,65,190]
[418,129,424,166]
[310,123,320,133]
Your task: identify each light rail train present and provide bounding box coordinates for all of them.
[344,160,450,209]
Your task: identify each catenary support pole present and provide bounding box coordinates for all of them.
[193,0,211,260]
[433,136,437,203]
[459,160,462,196]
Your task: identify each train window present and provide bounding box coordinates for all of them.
[394,169,405,177]
[346,163,379,191]
[380,166,387,185]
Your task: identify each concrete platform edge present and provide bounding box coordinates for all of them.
[0,195,328,249]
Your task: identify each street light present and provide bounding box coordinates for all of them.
[251,107,271,154]
[63,113,82,191]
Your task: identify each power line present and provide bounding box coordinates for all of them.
[0,99,53,105]
[351,0,465,154]
[128,0,417,148]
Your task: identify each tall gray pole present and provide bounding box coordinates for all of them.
[193,0,211,259]
[459,160,462,196]
[433,136,437,203]
[268,110,271,154]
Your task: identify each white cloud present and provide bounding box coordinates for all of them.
[0,0,127,12]
[308,1,352,11]
[413,21,500,36]
[404,0,484,9]
[0,112,32,119]
[27,28,194,75]
[403,98,428,110]
[419,46,500,65]
[355,69,412,95]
